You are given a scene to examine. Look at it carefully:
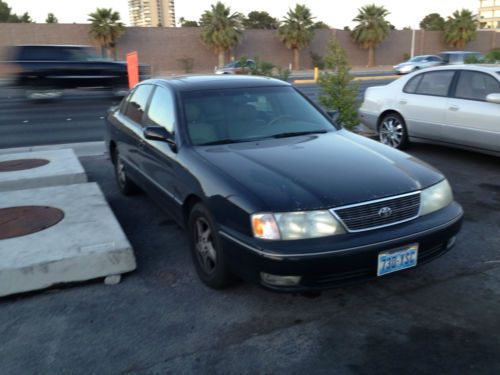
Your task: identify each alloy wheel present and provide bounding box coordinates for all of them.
[380,117,404,148]
[194,217,217,274]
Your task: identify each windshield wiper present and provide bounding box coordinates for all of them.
[271,130,328,139]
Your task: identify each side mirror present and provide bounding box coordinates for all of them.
[486,93,500,104]
[143,126,177,151]
[327,110,340,123]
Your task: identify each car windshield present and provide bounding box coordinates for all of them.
[409,56,427,62]
[224,61,239,68]
[182,86,335,145]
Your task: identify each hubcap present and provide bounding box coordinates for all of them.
[380,117,404,148]
[194,217,217,274]
[116,157,126,186]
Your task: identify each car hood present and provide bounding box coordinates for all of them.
[196,131,444,212]
[394,62,416,68]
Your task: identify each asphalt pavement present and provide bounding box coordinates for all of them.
[1,143,499,374]
[0,78,394,149]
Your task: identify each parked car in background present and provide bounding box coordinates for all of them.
[359,65,500,156]
[105,75,463,292]
[215,59,256,75]
[393,55,443,74]
[439,51,484,65]
[1,44,150,99]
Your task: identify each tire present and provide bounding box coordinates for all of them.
[378,112,409,150]
[113,148,140,195]
[188,203,233,289]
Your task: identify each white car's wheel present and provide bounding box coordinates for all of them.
[378,113,409,150]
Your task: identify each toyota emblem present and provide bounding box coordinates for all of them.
[378,207,392,218]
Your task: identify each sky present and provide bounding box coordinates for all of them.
[7,0,479,29]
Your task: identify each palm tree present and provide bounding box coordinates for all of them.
[278,4,315,70]
[45,13,58,23]
[351,4,390,67]
[88,8,125,59]
[444,9,477,49]
[199,2,243,68]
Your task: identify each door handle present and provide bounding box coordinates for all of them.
[399,99,407,105]
[449,105,459,111]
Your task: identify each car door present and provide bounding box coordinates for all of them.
[140,85,182,217]
[115,84,154,182]
[444,70,500,153]
[398,70,456,141]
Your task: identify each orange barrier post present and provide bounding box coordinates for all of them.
[126,51,139,89]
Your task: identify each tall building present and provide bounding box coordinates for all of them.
[479,0,500,30]
[129,0,176,27]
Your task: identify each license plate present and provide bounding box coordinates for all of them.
[377,244,418,276]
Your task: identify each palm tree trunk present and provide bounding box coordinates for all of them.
[293,48,300,70]
[368,46,375,67]
[218,50,225,68]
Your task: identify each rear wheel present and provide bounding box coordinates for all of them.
[113,148,140,195]
[378,113,409,149]
[188,203,233,289]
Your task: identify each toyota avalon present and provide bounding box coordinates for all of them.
[105,75,463,291]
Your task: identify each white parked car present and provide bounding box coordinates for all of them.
[359,65,500,156]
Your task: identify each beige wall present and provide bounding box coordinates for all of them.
[0,24,498,73]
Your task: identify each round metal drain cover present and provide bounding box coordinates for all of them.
[0,158,50,172]
[0,206,64,240]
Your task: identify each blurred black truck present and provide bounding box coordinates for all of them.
[0,44,150,98]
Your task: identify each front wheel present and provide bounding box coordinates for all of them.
[188,203,234,289]
[113,148,140,195]
[378,113,409,149]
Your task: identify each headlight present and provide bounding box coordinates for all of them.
[251,210,345,240]
[400,65,413,72]
[420,179,453,216]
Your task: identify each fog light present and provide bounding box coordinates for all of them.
[447,236,457,249]
[260,272,301,287]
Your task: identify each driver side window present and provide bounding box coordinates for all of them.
[146,86,176,133]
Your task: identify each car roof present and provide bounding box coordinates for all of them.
[15,44,92,48]
[143,75,291,92]
[413,64,500,73]
[440,51,481,54]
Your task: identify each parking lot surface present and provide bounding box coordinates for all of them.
[1,142,499,374]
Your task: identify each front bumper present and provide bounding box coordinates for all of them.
[358,110,379,132]
[219,202,463,292]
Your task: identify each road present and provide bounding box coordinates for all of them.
[1,144,499,374]
[0,79,395,149]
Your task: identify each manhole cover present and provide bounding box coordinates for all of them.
[0,159,50,172]
[0,206,64,240]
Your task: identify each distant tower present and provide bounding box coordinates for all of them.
[478,0,500,30]
[129,0,175,27]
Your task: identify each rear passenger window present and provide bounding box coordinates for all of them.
[455,71,500,101]
[124,85,153,125]
[403,75,423,94]
[415,71,455,97]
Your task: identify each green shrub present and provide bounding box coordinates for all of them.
[464,55,483,64]
[177,57,194,73]
[310,52,325,69]
[485,48,500,63]
[318,40,359,130]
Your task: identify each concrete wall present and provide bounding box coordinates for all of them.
[0,23,498,73]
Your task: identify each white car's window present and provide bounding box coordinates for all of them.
[403,75,423,94]
[455,71,500,101]
[415,71,455,97]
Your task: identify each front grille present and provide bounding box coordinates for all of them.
[333,192,420,232]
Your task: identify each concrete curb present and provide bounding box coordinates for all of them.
[294,75,399,85]
[0,183,136,298]
[0,141,106,157]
